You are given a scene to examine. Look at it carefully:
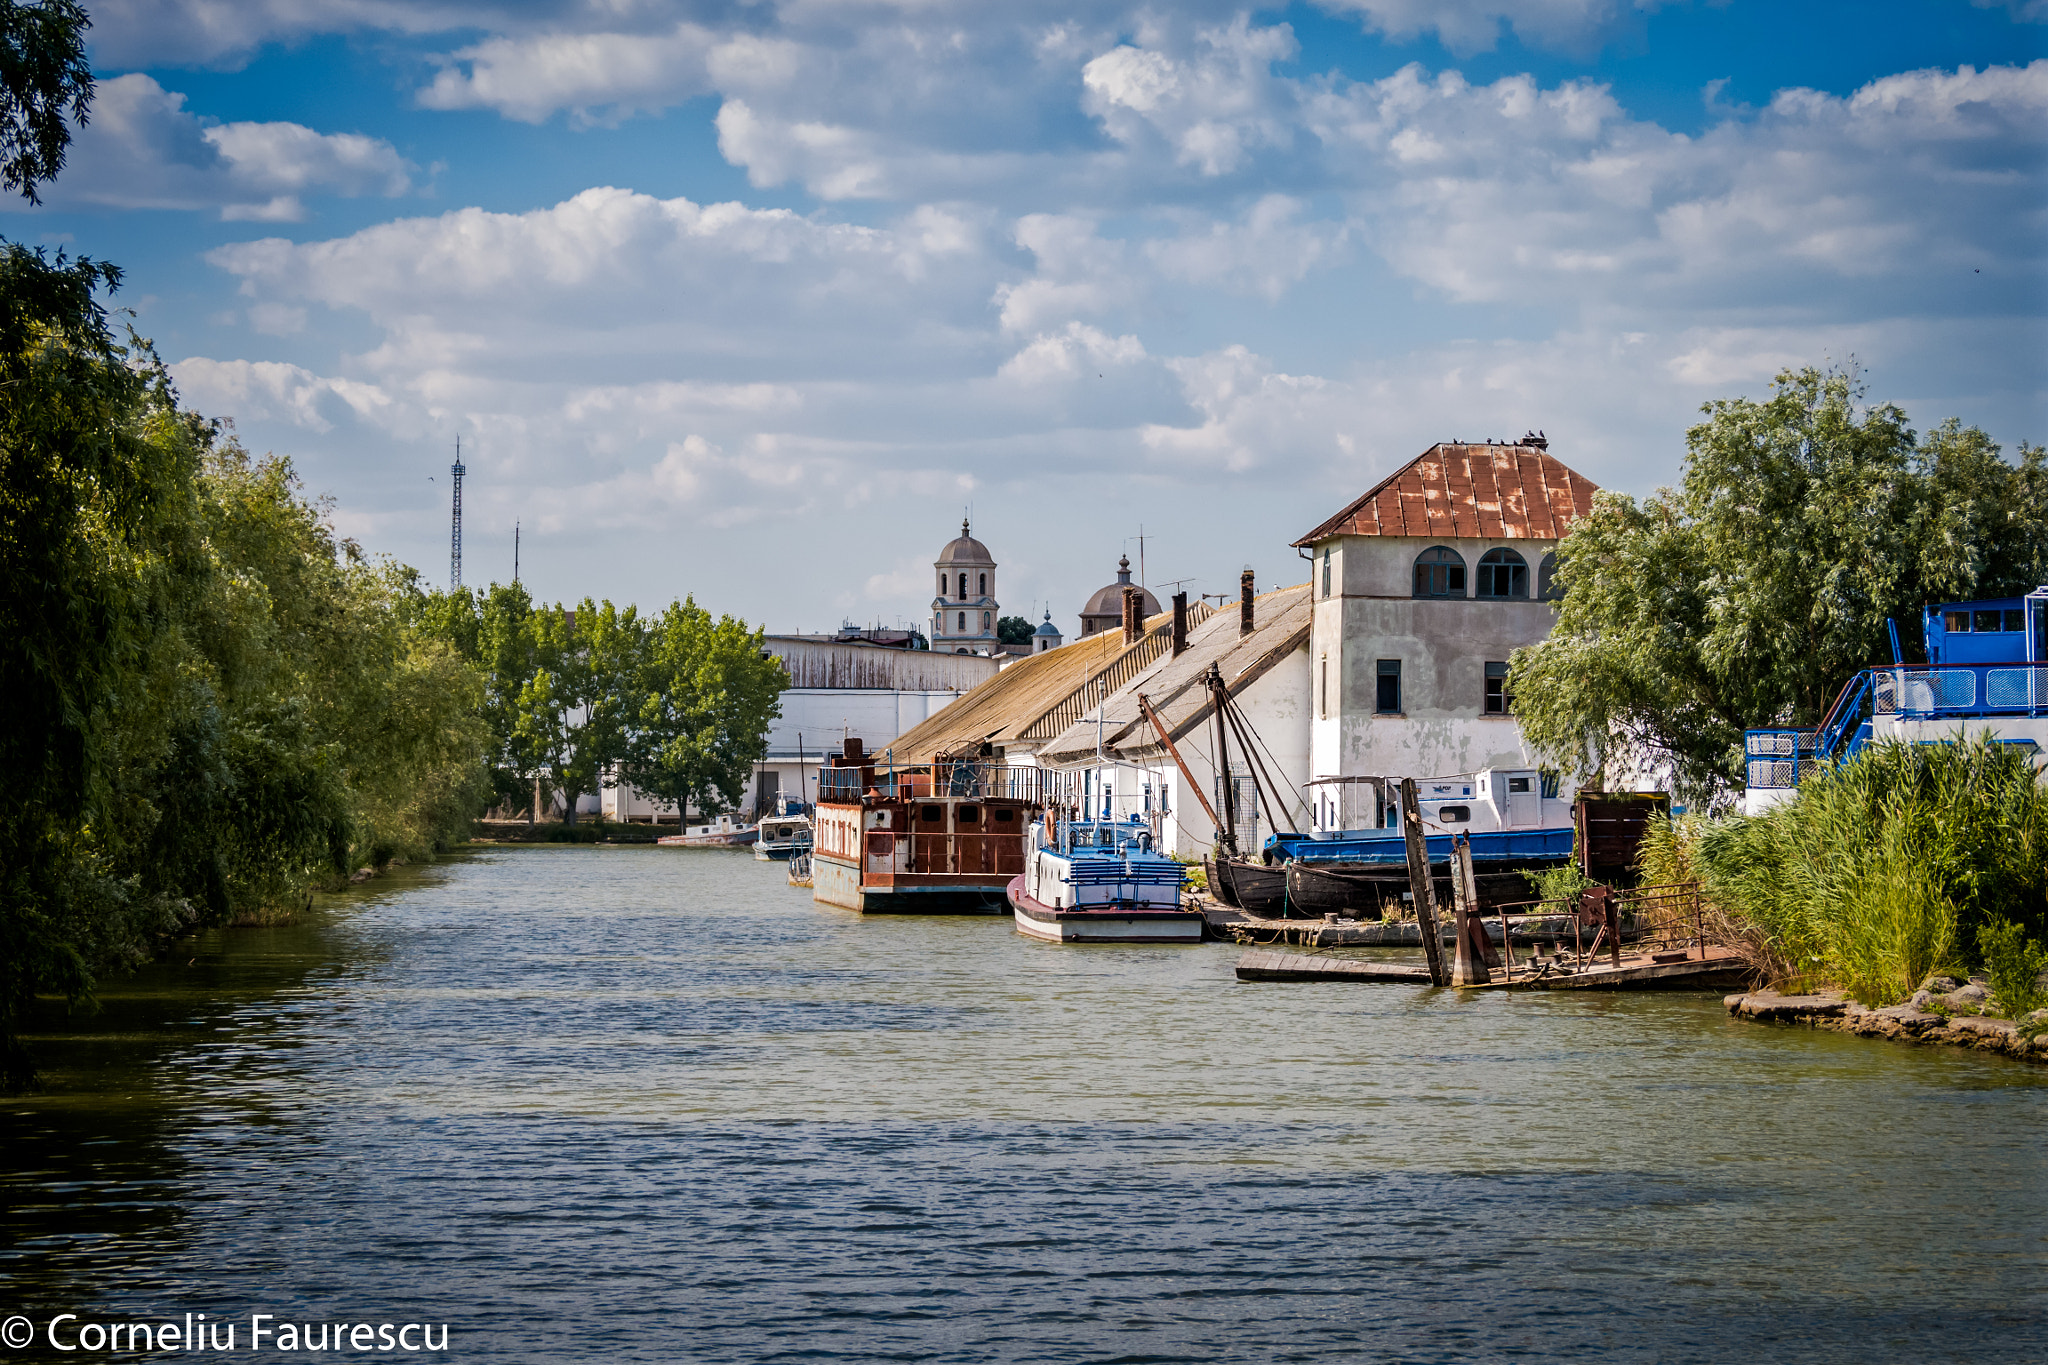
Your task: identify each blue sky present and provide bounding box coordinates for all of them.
[13,0,2046,634]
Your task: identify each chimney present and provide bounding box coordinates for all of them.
[1171,591,1188,657]
[842,737,864,761]
[1239,568,1255,636]
[1121,584,1140,645]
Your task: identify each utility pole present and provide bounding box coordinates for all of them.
[450,435,465,591]
[513,520,520,584]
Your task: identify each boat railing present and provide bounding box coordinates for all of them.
[817,763,1074,806]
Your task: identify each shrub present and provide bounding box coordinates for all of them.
[1978,918,2048,1017]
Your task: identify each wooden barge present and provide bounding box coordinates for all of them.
[810,740,1071,915]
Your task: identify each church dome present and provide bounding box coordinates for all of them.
[936,518,994,566]
[1079,554,1162,633]
[1033,610,1061,638]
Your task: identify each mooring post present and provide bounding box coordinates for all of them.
[1399,778,1447,987]
[1450,834,1491,986]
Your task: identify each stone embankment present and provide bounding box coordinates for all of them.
[1726,976,2048,1064]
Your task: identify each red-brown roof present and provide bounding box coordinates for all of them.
[1292,443,1599,545]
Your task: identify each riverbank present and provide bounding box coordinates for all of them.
[1726,977,2048,1064]
[469,818,670,844]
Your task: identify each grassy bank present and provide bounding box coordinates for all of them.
[1641,738,2048,1008]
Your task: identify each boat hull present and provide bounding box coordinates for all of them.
[656,830,760,847]
[754,842,806,861]
[813,852,1011,914]
[1008,877,1203,944]
[1214,859,1288,917]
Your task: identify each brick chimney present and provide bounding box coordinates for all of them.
[1239,568,1255,636]
[1121,584,1140,644]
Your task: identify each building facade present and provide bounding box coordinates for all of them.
[1293,440,1598,827]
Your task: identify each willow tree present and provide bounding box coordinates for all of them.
[1510,368,2047,806]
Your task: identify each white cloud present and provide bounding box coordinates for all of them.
[174,358,394,433]
[1315,0,1677,56]
[11,75,413,219]
[1081,17,1299,176]
[418,23,719,124]
[1145,195,1347,300]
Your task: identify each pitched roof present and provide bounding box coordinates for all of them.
[884,601,1216,763]
[1036,583,1312,768]
[1292,442,1598,545]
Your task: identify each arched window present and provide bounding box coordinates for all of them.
[978,572,987,595]
[938,572,945,594]
[1413,546,1466,598]
[958,612,967,631]
[1537,552,1562,601]
[958,573,967,599]
[981,611,990,629]
[1477,548,1529,599]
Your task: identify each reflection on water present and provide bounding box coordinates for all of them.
[5,847,2045,1362]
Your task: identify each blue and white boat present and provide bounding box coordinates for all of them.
[1743,586,2048,813]
[1009,814,1201,943]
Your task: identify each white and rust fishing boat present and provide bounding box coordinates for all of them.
[656,814,759,848]
[1009,813,1200,943]
[811,740,1066,914]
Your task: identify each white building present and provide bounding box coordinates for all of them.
[1291,438,1598,830]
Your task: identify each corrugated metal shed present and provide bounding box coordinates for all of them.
[1036,584,1311,768]
[1291,443,1598,545]
[884,602,1216,762]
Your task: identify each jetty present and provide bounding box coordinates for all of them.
[1234,943,1754,991]
[1197,896,1634,950]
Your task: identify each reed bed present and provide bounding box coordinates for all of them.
[1638,738,2048,1005]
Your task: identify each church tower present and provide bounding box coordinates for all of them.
[931,519,999,655]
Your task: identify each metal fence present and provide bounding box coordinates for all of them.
[815,764,1074,806]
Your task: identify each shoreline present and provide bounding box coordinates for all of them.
[1725,988,2048,1064]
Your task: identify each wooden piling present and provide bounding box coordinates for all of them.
[1450,833,1490,986]
[1399,778,1447,987]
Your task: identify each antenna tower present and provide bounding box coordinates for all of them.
[450,436,465,590]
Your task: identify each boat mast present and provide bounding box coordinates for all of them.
[1209,663,1238,858]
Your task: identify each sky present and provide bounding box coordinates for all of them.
[15,0,2048,637]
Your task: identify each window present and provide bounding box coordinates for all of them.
[1975,610,2004,632]
[982,611,991,629]
[1321,546,1332,599]
[957,805,980,824]
[1413,546,1466,598]
[1507,777,1532,794]
[2005,609,2026,633]
[978,572,987,595]
[1318,654,1327,718]
[1477,547,1529,599]
[958,612,966,630]
[1538,552,1562,601]
[938,572,946,593]
[958,573,968,599]
[919,805,943,822]
[1438,805,1471,823]
[1539,768,1561,799]
[1484,660,1512,714]
[1945,610,1971,632]
[1376,659,1402,714]
[993,809,1016,823]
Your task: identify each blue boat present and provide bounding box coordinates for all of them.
[1744,586,2048,812]
[1010,814,1202,943]
[1265,826,1576,867]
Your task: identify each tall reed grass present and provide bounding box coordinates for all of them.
[1641,737,2047,1004]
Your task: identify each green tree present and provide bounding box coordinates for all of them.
[1511,368,2047,805]
[512,599,646,824]
[1,0,92,203]
[997,614,1034,645]
[628,599,786,827]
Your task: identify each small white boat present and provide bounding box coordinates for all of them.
[656,814,759,848]
[754,813,813,861]
[1009,815,1201,943]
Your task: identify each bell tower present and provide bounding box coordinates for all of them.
[930,518,999,655]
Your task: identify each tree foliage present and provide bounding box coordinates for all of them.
[997,615,1034,645]
[630,599,787,826]
[1511,368,2048,804]
[0,0,91,203]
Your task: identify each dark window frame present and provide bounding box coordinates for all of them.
[1438,805,1471,823]
[1484,660,1513,714]
[1412,546,1467,599]
[1477,548,1529,600]
[1376,658,1402,715]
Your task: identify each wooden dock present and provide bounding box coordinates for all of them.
[1234,949,1433,983]
[1198,898,1621,949]
[1233,943,1756,991]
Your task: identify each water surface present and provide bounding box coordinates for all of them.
[6,847,2044,1361]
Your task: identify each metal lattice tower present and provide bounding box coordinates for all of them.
[450,436,465,590]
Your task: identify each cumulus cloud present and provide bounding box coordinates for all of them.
[12,74,413,220]
[174,358,395,433]
[419,23,720,124]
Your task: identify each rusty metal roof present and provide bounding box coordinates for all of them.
[1292,443,1598,545]
[884,601,1217,763]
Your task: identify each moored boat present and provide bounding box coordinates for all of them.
[656,814,759,847]
[753,812,813,861]
[1010,815,1200,943]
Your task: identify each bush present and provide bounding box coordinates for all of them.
[1978,918,2048,1017]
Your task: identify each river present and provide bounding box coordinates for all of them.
[5,846,2045,1362]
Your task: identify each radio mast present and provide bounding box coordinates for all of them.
[450,436,465,591]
